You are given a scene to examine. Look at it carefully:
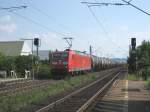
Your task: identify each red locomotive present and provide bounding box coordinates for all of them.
[51,49,91,79]
[50,49,121,79]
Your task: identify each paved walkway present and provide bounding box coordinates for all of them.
[128,81,150,112]
[91,80,128,112]
[91,79,150,112]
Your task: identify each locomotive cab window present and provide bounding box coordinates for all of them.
[52,52,68,61]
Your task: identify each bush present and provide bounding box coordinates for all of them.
[37,65,51,79]
[0,54,15,76]
[15,56,32,76]
[126,74,139,81]
[147,77,150,89]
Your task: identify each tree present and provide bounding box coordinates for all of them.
[128,40,150,79]
[15,56,32,76]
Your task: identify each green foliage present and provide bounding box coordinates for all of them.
[0,54,32,77]
[136,40,150,68]
[15,56,32,76]
[40,59,49,65]
[37,64,51,79]
[136,40,150,79]
[0,53,15,75]
[0,72,99,112]
[126,74,139,81]
[128,40,150,78]
[0,53,52,78]
[146,77,150,89]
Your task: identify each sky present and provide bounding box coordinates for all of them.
[0,0,150,58]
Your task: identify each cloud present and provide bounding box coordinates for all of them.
[0,15,17,33]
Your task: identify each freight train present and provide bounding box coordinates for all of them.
[50,49,119,79]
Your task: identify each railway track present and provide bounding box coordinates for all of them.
[0,80,55,96]
[86,71,127,112]
[0,68,119,97]
[36,68,124,112]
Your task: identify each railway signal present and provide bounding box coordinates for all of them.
[131,38,136,50]
[34,38,39,46]
[90,45,92,56]
[34,38,41,57]
[128,38,137,73]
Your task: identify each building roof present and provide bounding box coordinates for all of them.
[0,41,24,56]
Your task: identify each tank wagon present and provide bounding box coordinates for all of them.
[50,49,119,79]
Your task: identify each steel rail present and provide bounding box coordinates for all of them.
[0,80,53,97]
[76,72,120,112]
[36,69,120,112]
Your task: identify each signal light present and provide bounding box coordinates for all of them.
[34,38,39,46]
[131,38,136,47]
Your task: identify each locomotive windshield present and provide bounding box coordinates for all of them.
[52,52,68,61]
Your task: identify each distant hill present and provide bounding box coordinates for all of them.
[111,58,127,63]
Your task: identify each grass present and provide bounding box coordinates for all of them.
[146,77,150,90]
[125,74,140,81]
[0,73,98,112]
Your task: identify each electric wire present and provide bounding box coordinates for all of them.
[83,1,128,54]
[26,0,74,35]
[122,0,150,16]
[81,0,129,58]
[11,11,67,36]
[0,4,67,37]
[0,1,69,37]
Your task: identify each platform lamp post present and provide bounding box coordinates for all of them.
[20,38,34,80]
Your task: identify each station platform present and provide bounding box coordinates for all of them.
[128,80,150,112]
[92,79,150,112]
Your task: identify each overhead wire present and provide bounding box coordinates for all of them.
[0,3,68,37]
[0,0,71,37]
[82,0,128,55]
[26,0,74,35]
[11,11,67,37]
[121,0,150,16]
[82,0,150,58]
